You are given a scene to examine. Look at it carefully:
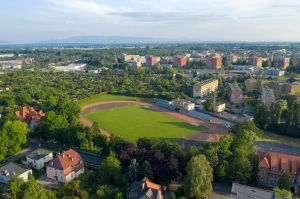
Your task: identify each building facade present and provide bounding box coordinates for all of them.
[259,151,300,193]
[146,56,160,66]
[248,56,263,67]
[172,56,187,67]
[205,54,222,69]
[46,149,84,183]
[227,83,243,104]
[0,163,32,184]
[171,98,195,111]
[15,106,45,131]
[193,79,219,98]
[261,88,276,107]
[273,55,290,69]
[22,149,53,170]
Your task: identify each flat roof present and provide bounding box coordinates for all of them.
[27,148,53,160]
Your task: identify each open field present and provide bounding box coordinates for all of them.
[259,131,300,148]
[78,93,140,106]
[85,104,204,142]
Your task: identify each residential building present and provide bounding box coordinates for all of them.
[172,56,187,67]
[248,56,263,67]
[0,163,32,184]
[273,55,290,69]
[230,183,285,199]
[226,54,238,63]
[205,54,222,69]
[15,106,45,131]
[214,103,226,113]
[122,54,146,67]
[171,98,195,111]
[146,56,160,66]
[289,82,300,96]
[227,83,243,104]
[261,88,276,107]
[193,79,219,98]
[22,149,53,170]
[127,177,163,199]
[46,149,84,183]
[259,150,300,193]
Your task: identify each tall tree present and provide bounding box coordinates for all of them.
[184,155,213,199]
[271,100,287,125]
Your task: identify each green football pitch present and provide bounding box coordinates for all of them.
[85,104,203,142]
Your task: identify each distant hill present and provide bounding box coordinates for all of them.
[38,36,175,44]
[0,40,10,45]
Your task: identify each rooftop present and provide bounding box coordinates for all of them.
[0,163,31,176]
[231,183,284,199]
[27,148,53,160]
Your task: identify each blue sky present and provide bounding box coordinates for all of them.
[1,0,300,43]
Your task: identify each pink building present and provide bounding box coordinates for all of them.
[172,56,187,67]
[146,56,160,66]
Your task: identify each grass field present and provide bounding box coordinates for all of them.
[260,131,300,148]
[85,104,204,142]
[78,93,140,106]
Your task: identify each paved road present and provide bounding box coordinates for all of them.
[0,147,33,166]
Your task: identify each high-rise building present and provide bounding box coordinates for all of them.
[172,56,187,67]
[248,56,263,67]
[193,79,219,98]
[146,56,160,66]
[273,55,290,69]
[205,54,222,69]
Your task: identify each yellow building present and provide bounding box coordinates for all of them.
[193,79,219,98]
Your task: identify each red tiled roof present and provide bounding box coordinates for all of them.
[259,151,300,175]
[48,149,83,175]
[15,106,45,124]
[144,177,162,191]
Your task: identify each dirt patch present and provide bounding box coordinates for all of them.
[80,100,228,142]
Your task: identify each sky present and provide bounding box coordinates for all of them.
[1,0,300,43]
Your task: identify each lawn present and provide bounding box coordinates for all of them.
[78,93,142,106]
[85,104,204,142]
[259,131,300,148]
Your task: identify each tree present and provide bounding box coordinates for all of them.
[9,177,56,199]
[59,180,89,199]
[140,160,153,180]
[273,187,292,199]
[271,100,287,125]
[184,155,213,199]
[254,103,271,130]
[278,172,291,190]
[0,120,29,159]
[128,159,140,182]
[98,153,122,184]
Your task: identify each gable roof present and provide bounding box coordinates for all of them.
[47,149,83,175]
[259,150,300,175]
[15,106,45,124]
[128,177,163,199]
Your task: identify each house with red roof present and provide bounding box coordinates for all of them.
[259,150,300,193]
[127,177,164,199]
[15,106,45,131]
[46,149,84,183]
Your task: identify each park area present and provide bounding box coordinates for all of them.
[79,94,207,143]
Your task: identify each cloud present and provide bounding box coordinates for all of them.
[47,0,114,15]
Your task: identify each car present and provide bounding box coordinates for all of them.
[225,124,231,128]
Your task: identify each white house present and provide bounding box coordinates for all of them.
[22,149,53,170]
[0,163,32,184]
[46,149,84,183]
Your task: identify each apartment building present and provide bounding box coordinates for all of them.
[227,83,243,104]
[205,54,222,69]
[248,56,263,67]
[172,56,187,67]
[193,79,219,98]
[273,54,290,69]
[171,98,195,111]
[146,55,160,66]
[261,88,276,107]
